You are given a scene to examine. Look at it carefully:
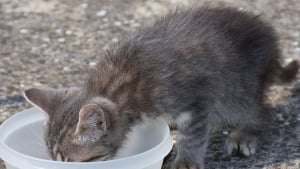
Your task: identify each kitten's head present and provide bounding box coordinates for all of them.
[24,87,117,162]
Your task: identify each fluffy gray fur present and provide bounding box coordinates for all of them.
[24,7,298,169]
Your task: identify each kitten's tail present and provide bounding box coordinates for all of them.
[270,60,299,83]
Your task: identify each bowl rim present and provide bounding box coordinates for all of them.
[0,107,173,169]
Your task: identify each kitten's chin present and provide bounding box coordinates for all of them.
[84,155,114,162]
[88,157,107,162]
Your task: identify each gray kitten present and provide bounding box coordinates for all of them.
[24,7,298,169]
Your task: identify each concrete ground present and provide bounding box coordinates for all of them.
[0,0,300,168]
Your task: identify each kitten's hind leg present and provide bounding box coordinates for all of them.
[223,104,268,157]
[225,129,258,157]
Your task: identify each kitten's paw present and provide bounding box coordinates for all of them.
[225,130,257,157]
[171,160,201,169]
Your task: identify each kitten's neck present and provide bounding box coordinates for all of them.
[105,104,156,158]
[113,114,154,158]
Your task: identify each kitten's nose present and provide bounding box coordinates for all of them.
[56,152,63,161]
[64,157,69,162]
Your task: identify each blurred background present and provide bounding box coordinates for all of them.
[0,0,299,169]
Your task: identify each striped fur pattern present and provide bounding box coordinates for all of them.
[24,7,298,169]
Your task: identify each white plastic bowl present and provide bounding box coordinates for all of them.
[0,108,173,169]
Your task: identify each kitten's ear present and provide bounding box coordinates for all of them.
[74,104,109,144]
[23,88,64,116]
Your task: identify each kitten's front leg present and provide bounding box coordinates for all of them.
[172,112,209,169]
